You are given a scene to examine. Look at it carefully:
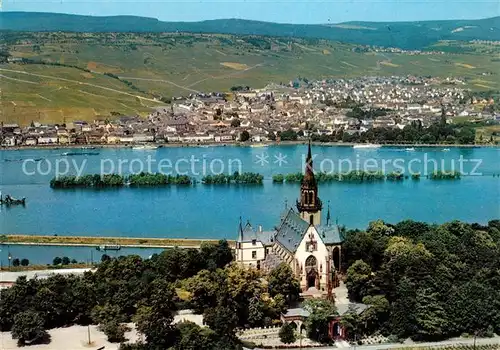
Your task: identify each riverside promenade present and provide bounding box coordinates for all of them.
[0,234,235,249]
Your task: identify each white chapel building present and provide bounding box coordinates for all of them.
[235,142,344,296]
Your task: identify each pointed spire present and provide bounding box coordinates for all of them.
[305,139,313,175]
[238,216,243,242]
[326,200,331,226]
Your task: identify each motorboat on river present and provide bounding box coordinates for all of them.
[96,245,122,251]
[132,145,159,150]
[353,144,382,149]
[0,193,26,206]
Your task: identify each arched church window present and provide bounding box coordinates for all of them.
[305,255,317,272]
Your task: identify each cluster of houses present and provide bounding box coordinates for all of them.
[1,76,497,147]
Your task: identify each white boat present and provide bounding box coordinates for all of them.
[405,147,416,151]
[353,144,382,149]
[442,148,451,152]
[250,144,267,148]
[132,145,159,150]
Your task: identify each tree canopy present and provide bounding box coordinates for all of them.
[343,219,500,341]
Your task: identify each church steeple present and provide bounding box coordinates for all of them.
[326,201,331,226]
[238,216,244,242]
[297,140,322,226]
[306,139,313,175]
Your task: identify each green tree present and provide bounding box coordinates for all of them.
[279,321,296,344]
[272,174,284,183]
[270,293,287,316]
[340,308,363,342]
[91,303,125,325]
[230,119,241,127]
[247,295,265,327]
[240,130,250,142]
[61,256,70,265]
[361,295,390,335]
[100,320,129,343]
[204,303,239,349]
[12,258,20,267]
[150,247,204,282]
[119,342,148,350]
[304,299,336,343]
[412,287,448,341]
[11,311,49,346]
[346,260,373,302]
[203,296,239,340]
[183,269,222,313]
[200,240,233,270]
[175,321,216,350]
[21,258,30,266]
[279,129,298,141]
[0,277,38,331]
[389,277,417,338]
[135,280,178,349]
[268,262,300,303]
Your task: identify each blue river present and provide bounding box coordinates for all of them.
[0,144,498,264]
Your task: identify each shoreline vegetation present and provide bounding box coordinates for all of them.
[50,170,463,188]
[273,170,461,182]
[50,173,193,188]
[202,172,263,185]
[49,172,264,188]
[1,141,499,152]
[0,234,235,249]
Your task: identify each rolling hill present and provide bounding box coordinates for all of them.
[1,29,499,125]
[0,12,499,50]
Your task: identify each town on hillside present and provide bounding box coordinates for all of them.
[1,76,498,147]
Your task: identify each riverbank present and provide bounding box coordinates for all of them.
[0,234,236,249]
[1,141,497,151]
[0,264,91,272]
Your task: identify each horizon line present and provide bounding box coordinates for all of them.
[1,10,498,26]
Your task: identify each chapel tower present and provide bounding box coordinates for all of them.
[296,141,322,225]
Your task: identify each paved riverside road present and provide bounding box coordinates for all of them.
[0,268,93,288]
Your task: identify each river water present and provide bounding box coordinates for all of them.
[0,145,498,264]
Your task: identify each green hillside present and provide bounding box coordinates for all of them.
[1,31,499,125]
[1,12,499,49]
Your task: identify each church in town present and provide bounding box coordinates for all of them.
[235,142,344,297]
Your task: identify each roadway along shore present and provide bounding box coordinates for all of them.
[0,234,235,249]
[1,141,498,151]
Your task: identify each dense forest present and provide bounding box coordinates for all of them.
[1,220,499,349]
[343,219,500,342]
[0,240,300,349]
[1,12,499,49]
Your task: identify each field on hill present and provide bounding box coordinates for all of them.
[1,32,500,124]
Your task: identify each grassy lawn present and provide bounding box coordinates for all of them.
[476,125,500,142]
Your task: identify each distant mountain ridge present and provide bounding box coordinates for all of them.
[1,12,499,49]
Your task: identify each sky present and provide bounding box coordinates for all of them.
[2,0,499,24]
